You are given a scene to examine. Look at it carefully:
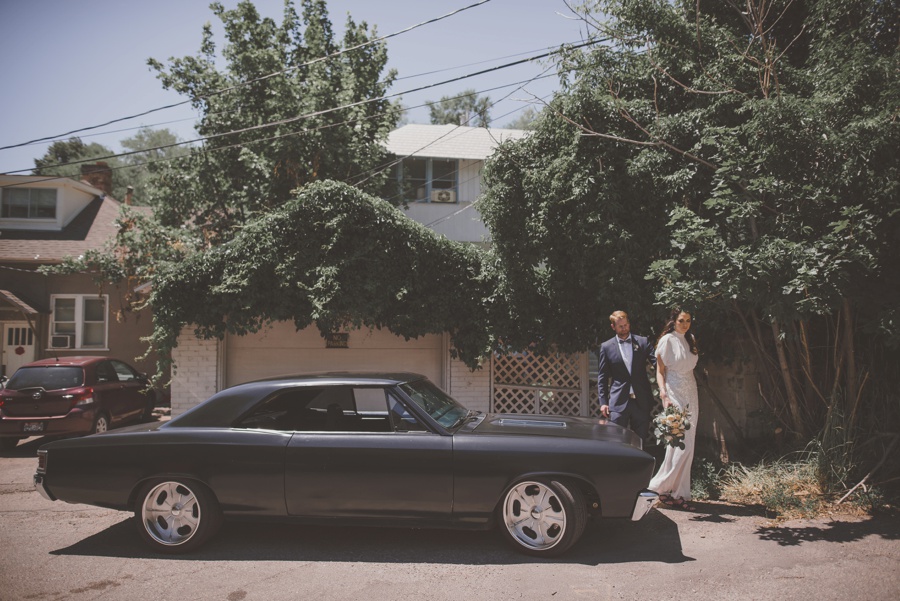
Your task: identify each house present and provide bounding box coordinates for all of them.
[0,164,158,379]
[166,124,765,448]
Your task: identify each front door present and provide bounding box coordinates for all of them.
[1,323,36,378]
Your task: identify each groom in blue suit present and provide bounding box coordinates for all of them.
[598,310,656,440]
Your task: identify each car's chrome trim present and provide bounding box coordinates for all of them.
[631,490,658,521]
[497,419,567,428]
[33,472,55,501]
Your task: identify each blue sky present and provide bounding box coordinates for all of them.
[0,0,591,174]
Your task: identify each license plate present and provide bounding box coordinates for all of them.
[23,422,45,433]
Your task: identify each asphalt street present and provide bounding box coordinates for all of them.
[1,434,898,601]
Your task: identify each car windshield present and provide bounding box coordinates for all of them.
[399,378,469,429]
[6,366,84,391]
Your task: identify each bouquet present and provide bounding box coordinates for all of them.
[653,405,692,449]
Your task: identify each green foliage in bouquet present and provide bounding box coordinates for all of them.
[654,405,692,450]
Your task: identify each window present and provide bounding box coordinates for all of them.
[1,187,57,219]
[234,385,427,433]
[395,157,458,202]
[50,295,108,349]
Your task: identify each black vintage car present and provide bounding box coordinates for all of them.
[34,373,658,557]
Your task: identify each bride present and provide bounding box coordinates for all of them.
[649,308,700,510]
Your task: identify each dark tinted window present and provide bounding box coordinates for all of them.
[7,366,84,391]
[95,362,118,383]
[235,385,424,433]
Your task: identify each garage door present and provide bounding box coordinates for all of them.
[225,323,444,388]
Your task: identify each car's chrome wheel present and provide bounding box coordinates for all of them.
[499,478,587,557]
[135,479,221,553]
[92,413,109,434]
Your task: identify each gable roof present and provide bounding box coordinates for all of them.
[0,194,123,264]
[385,124,527,160]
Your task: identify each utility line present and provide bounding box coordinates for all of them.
[0,0,494,152]
[5,40,579,151]
[1,39,595,179]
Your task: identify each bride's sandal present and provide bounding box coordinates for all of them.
[672,497,697,511]
[658,494,677,507]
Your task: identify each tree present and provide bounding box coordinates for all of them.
[33,137,127,199]
[119,127,191,204]
[480,0,899,449]
[145,0,401,242]
[504,105,540,130]
[427,89,492,127]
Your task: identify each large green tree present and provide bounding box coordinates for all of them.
[480,0,899,443]
[119,127,191,204]
[33,137,127,199]
[145,0,400,242]
[427,89,492,127]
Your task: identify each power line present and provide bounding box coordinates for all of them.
[1,40,595,180]
[0,0,494,152]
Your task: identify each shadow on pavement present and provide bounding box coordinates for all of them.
[51,508,692,565]
[755,516,900,546]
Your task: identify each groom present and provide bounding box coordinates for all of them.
[597,310,656,440]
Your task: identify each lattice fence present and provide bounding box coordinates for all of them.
[492,351,588,416]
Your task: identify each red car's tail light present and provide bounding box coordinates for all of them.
[71,388,96,408]
[37,449,47,472]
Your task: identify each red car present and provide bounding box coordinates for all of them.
[0,356,155,450]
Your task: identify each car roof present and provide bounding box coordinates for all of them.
[247,372,426,386]
[166,372,428,429]
[18,356,107,368]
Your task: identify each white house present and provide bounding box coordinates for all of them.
[170,124,537,415]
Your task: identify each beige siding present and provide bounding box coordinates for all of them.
[225,323,443,388]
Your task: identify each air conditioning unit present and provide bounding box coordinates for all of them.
[431,189,456,203]
[49,335,72,349]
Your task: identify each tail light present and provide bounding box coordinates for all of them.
[37,449,47,472]
[71,388,96,408]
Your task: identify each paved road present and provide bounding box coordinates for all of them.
[2,435,898,601]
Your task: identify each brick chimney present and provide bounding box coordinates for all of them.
[124,186,134,205]
[81,162,113,196]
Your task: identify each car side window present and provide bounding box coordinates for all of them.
[388,394,427,432]
[233,386,427,434]
[110,360,139,382]
[95,361,119,384]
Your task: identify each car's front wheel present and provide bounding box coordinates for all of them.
[134,479,222,554]
[498,478,587,557]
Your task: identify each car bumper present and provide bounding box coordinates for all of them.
[0,408,95,438]
[631,490,658,521]
[33,472,55,501]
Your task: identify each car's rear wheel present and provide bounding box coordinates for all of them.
[91,412,109,434]
[498,478,587,557]
[134,479,222,554]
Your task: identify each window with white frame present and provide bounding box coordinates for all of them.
[395,157,458,203]
[50,295,108,349]
[1,187,57,219]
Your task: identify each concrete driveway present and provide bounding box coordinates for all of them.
[1,435,898,601]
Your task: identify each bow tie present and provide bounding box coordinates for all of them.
[619,337,632,344]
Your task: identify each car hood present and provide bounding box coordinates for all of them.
[463,413,643,448]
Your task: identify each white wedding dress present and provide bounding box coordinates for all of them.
[648,331,699,500]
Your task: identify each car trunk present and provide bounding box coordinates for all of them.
[3,366,86,417]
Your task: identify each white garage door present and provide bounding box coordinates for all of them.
[225,323,444,388]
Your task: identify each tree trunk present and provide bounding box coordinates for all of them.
[842,298,859,429]
[771,318,805,438]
